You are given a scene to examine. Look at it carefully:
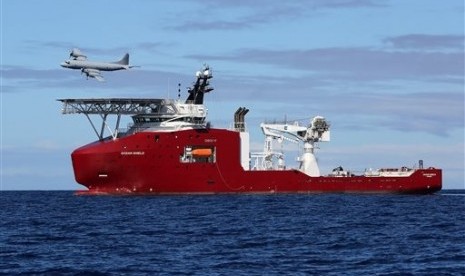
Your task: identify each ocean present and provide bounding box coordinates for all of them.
[1,191,464,275]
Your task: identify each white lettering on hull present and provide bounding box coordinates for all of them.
[121,151,145,156]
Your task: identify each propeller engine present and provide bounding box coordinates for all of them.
[69,48,87,60]
[81,68,100,80]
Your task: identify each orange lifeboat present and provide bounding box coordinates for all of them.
[191,148,213,157]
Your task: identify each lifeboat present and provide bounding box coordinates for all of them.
[191,148,213,157]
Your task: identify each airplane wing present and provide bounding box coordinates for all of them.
[82,68,105,82]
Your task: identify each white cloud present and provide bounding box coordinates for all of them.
[384,34,465,50]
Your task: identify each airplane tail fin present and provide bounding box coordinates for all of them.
[115,53,129,65]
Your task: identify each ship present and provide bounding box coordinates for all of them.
[59,65,442,195]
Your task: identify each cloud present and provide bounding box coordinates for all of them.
[136,42,168,52]
[168,0,385,31]
[25,40,168,56]
[384,34,465,50]
[187,0,384,8]
[315,0,386,8]
[330,91,464,136]
[24,40,127,56]
[0,85,20,94]
[187,47,464,81]
[170,20,251,31]
[2,65,68,80]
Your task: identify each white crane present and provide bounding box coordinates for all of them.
[252,116,330,176]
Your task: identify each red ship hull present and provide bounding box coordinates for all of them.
[71,129,442,195]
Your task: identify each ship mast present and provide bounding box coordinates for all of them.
[186,65,213,105]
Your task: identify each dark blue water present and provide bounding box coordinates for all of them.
[1,191,464,275]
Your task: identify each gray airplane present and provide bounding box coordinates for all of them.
[60,48,136,81]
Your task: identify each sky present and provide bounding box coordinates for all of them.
[1,0,464,190]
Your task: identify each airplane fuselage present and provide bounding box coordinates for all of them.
[60,60,128,71]
[61,49,133,81]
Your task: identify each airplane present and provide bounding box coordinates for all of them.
[60,48,137,81]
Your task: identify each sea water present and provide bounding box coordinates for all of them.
[1,191,464,275]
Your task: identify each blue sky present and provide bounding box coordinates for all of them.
[1,0,464,190]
